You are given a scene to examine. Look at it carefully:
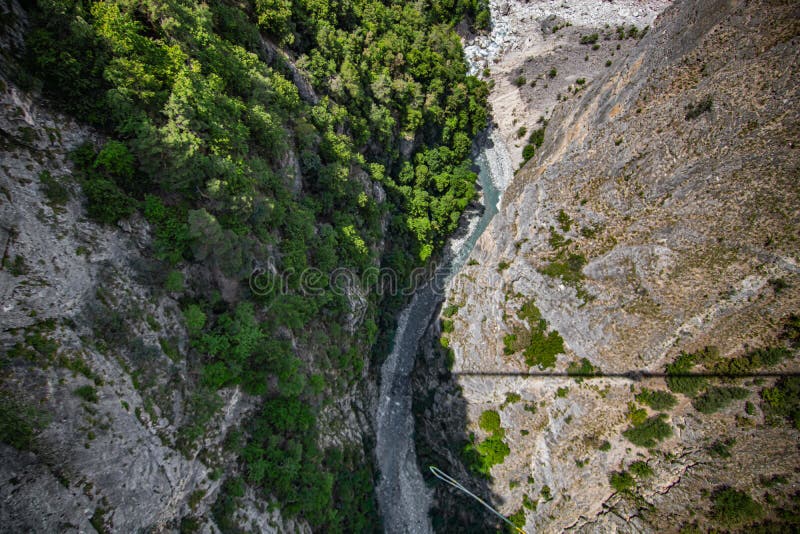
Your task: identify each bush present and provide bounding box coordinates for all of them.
[692,386,749,414]
[622,414,672,448]
[479,410,501,433]
[666,352,707,397]
[610,471,634,492]
[548,68,557,78]
[164,270,185,292]
[713,488,763,527]
[566,358,599,381]
[82,178,136,224]
[74,385,99,403]
[514,76,526,87]
[580,33,599,45]
[0,393,49,450]
[636,388,678,411]
[516,126,527,138]
[629,461,653,478]
[522,144,536,162]
[762,376,800,429]
[685,95,713,120]
[39,170,70,206]
[598,440,611,451]
[183,304,206,336]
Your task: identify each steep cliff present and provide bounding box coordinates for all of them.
[427,0,800,531]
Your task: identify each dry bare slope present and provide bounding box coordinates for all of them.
[439,0,800,531]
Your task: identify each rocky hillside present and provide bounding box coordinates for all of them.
[423,0,800,531]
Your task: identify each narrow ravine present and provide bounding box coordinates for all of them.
[375,129,512,532]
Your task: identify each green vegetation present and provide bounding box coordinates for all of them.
[635,388,678,411]
[665,351,708,397]
[712,488,764,527]
[514,76,526,87]
[0,393,49,451]
[708,438,735,458]
[622,413,672,448]
[548,68,557,78]
[39,170,70,206]
[610,471,634,492]
[479,409,501,433]
[503,300,564,369]
[557,209,572,232]
[629,460,653,478]
[521,124,546,164]
[508,508,526,532]
[685,95,713,120]
[762,376,800,429]
[598,440,611,451]
[692,386,749,414]
[580,33,599,45]
[539,253,589,300]
[464,409,510,477]
[556,387,569,398]
[74,385,99,403]
[566,358,599,381]
[16,0,496,527]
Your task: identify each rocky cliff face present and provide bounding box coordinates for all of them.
[423,0,800,531]
[0,3,377,532]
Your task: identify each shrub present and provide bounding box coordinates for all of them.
[610,471,634,492]
[629,461,654,478]
[636,388,678,411]
[556,387,569,398]
[761,376,800,429]
[0,393,49,450]
[82,178,136,224]
[685,95,713,120]
[528,127,546,148]
[575,78,586,85]
[623,414,672,448]
[165,270,185,292]
[479,410,501,433]
[557,209,572,232]
[566,358,599,381]
[514,75,526,87]
[548,68,557,78]
[666,352,707,397]
[598,440,611,451]
[183,304,207,336]
[497,261,510,272]
[708,438,735,458]
[74,385,99,403]
[712,488,763,527]
[580,33,599,45]
[39,170,70,206]
[605,60,612,67]
[516,126,527,138]
[692,386,749,414]
[442,304,459,318]
[522,144,536,162]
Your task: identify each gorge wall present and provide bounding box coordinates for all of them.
[417,0,800,532]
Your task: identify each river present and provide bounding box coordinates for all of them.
[374,129,512,533]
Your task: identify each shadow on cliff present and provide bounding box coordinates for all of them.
[411,300,507,533]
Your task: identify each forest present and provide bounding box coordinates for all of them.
[15,0,489,530]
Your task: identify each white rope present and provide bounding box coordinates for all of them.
[428,466,528,533]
